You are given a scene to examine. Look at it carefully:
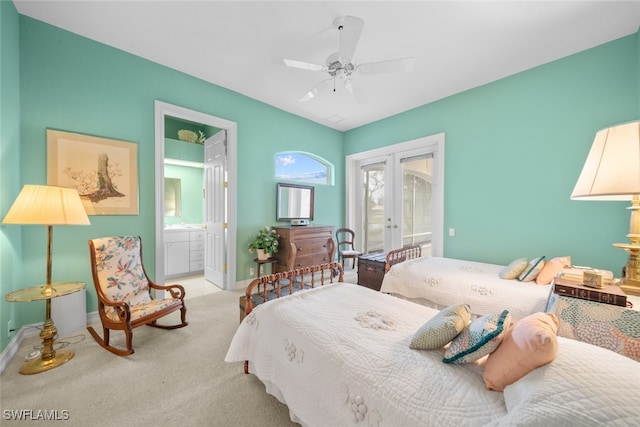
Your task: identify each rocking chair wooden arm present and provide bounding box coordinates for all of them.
[149,282,186,300]
[97,299,132,324]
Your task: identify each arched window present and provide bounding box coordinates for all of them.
[275,152,333,185]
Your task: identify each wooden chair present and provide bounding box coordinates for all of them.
[87,236,188,356]
[335,228,362,269]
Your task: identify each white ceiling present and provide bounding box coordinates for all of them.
[14,1,640,131]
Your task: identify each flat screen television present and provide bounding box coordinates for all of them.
[276,183,314,223]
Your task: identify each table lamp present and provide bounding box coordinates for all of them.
[3,185,90,374]
[571,120,640,296]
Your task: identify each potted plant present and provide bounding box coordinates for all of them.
[248,226,280,260]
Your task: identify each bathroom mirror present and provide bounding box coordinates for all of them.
[164,177,182,217]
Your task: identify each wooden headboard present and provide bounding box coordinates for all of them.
[240,262,344,322]
[385,244,422,272]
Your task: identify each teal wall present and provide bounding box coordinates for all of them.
[164,164,204,225]
[9,16,343,336]
[0,0,21,351]
[345,34,639,274]
[1,9,638,356]
[165,137,204,163]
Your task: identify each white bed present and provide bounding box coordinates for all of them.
[225,282,638,427]
[381,256,551,321]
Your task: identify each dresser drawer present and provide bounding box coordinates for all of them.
[190,250,204,261]
[293,254,332,269]
[190,260,204,272]
[165,231,189,243]
[295,239,331,256]
[190,240,204,251]
[190,230,205,241]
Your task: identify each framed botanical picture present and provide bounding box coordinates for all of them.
[47,129,139,215]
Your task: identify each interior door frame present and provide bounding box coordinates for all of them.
[345,133,445,256]
[154,100,237,290]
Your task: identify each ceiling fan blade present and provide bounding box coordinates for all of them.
[344,79,367,104]
[276,57,327,72]
[299,79,333,102]
[357,57,415,75]
[337,15,364,64]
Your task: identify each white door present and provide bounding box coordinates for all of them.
[204,130,227,286]
[360,151,434,255]
[350,134,444,257]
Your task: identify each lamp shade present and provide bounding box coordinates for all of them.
[2,185,91,225]
[571,121,640,201]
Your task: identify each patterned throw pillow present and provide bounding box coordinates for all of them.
[499,258,529,280]
[518,256,546,282]
[443,310,512,364]
[410,304,471,350]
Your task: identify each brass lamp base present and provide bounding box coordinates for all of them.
[613,241,640,296]
[620,278,640,296]
[19,349,74,375]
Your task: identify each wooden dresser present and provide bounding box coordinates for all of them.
[273,226,335,273]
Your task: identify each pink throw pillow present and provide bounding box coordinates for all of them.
[535,256,571,285]
[483,312,559,391]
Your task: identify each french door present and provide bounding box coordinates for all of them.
[346,134,444,257]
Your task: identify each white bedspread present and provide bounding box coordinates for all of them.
[226,283,638,427]
[226,283,506,426]
[381,257,551,321]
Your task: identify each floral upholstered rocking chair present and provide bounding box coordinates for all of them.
[87,236,188,355]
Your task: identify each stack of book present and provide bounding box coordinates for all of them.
[553,274,627,307]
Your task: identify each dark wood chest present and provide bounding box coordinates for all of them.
[272,226,335,272]
[357,252,387,291]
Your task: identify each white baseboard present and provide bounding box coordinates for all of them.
[0,322,41,375]
[0,311,98,376]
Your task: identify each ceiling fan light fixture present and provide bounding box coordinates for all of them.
[280,15,414,104]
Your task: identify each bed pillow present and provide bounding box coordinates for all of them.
[443,310,512,364]
[518,256,545,282]
[410,304,471,350]
[499,258,529,279]
[501,336,638,425]
[483,312,559,391]
[535,256,571,285]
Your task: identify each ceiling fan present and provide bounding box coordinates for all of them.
[278,15,415,103]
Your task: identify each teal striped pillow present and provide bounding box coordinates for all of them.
[443,310,512,364]
[518,256,546,282]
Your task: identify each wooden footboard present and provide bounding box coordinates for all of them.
[385,244,422,272]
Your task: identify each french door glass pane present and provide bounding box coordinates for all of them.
[401,154,433,256]
[362,162,385,254]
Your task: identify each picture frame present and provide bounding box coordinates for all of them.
[47,129,139,215]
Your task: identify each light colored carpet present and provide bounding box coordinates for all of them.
[0,290,299,427]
